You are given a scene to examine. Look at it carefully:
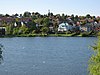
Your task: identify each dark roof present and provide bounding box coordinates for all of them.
[0,17,14,22]
[0,17,32,22]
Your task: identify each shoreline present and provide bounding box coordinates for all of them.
[0,34,97,38]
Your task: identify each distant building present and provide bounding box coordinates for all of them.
[58,23,73,32]
[58,23,67,32]
[80,25,88,32]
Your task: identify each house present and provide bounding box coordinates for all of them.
[58,22,73,32]
[80,25,88,32]
[58,23,67,32]
[0,17,14,26]
[48,22,54,33]
[14,18,32,27]
[49,26,54,31]
[0,19,2,26]
[80,22,99,32]
[1,17,14,23]
[93,23,100,32]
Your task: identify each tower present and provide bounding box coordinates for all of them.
[48,9,50,14]
[48,9,51,16]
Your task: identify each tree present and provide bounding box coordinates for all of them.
[5,14,10,17]
[89,37,100,75]
[86,14,91,18]
[34,18,43,25]
[48,12,53,16]
[13,27,19,35]
[23,11,31,17]
[0,14,4,17]
[35,12,40,18]
[41,27,49,34]
[14,13,19,17]
[6,24,13,35]
[71,14,74,21]
[43,17,49,27]
[62,13,66,21]
[74,15,79,22]
[20,14,23,18]
[19,25,29,34]
[27,20,36,33]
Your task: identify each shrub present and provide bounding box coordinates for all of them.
[81,32,89,37]
[88,37,100,75]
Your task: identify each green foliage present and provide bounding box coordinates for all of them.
[6,25,13,35]
[13,27,19,35]
[86,14,91,18]
[19,25,29,34]
[23,11,31,17]
[97,32,100,36]
[81,32,89,37]
[41,27,49,34]
[89,37,100,75]
[31,30,36,34]
[43,17,49,27]
[34,18,43,25]
[27,20,36,32]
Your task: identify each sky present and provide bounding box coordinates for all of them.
[0,0,100,16]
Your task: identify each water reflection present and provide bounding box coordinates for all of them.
[0,44,3,64]
[0,54,3,64]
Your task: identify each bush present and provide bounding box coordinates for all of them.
[88,37,100,75]
[97,32,100,36]
[27,34,36,37]
[81,32,89,37]
[41,27,49,34]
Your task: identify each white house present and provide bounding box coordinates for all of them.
[58,23,73,32]
[58,23,67,32]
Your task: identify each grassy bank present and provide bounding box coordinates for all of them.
[0,32,97,37]
[12,33,96,37]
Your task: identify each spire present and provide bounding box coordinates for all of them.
[48,9,51,16]
[48,9,50,14]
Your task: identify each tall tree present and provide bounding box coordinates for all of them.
[62,13,66,21]
[86,14,91,18]
[14,13,19,17]
[23,11,31,17]
[5,14,10,17]
[74,15,79,21]
[71,14,74,21]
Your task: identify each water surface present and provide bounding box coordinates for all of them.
[0,37,97,75]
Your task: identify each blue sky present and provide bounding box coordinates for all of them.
[0,0,100,16]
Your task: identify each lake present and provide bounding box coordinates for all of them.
[0,37,97,75]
